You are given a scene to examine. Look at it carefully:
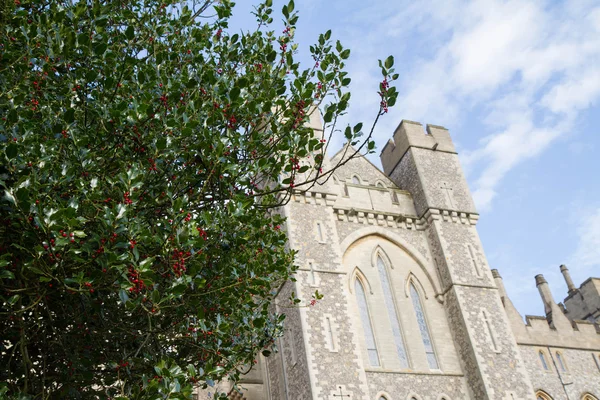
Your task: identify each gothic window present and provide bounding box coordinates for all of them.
[376,255,409,368]
[376,181,385,188]
[594,353,600,371]
[409,283,439,369]
[582,394,599,400]
[391,190,399,204]
[535,391,553,400]
[355,279,380,367]
[555,352,567,372]
[343,183,349,197]
[352,175,361,184]
[539,351,549,370]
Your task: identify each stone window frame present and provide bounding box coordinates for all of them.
[537,349,552,372]
[406,393,423,400]
[535,390,553,400]
[314,221,327,244]
[351,174,362,185]
[372,246,411,370]
[306,261,320,288]
[481,309,501,353]
[375,180,386,189]
[405,275,441,371]
[593,353,600,372]
[436,395,452,400]
[554,350,568,373]
[581,393,599,400]
[352,270,382,368]
[375,390,392,400]
[390,190,400,204]
[467,243,483,279]
[322,313,339,353]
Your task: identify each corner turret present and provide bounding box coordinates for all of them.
[379,120,476,217]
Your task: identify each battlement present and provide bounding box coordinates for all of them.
[380,120,456,176]
[496,267,600,350]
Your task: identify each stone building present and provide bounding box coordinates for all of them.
[215,117,600,400]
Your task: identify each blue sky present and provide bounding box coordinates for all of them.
[229,0,600,318]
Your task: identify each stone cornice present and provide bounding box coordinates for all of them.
[331,206,480,231]
[333,205,425,230]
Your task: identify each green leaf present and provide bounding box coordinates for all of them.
[230,87,240,102]
[119,289,129,304]
[353,123,363,133]
[340,49,350,59]
[64,108,75,123]
[384,55,394,69]
[94,42,107,56]
[5,144,17,159]
[157,137,167,150]
[125,26,134,40]
[0,270,14,279]
[7,294,20,306]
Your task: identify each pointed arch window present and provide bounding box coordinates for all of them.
[391,190,399,204]
[352,175,361,185]
[582,394,599,400]
[539,351,549,370]
[376,255,409,368]
[535,390,553,400]
[410,283,438,369]
[555,352,566,372]
[355,279,380,366]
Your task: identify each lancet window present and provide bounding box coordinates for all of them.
[410,283,438,369]
[376,255,409,368]
[355,279,379,366]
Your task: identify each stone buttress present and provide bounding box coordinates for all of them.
[380,121,536,400]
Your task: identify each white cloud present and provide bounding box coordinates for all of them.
[570,207,600,276]
[334,0,600,211]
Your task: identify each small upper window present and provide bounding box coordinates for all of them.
[376,181,385,188]
[352,175,361,184]
[556,352,566,372]
[539,351,549,370]
[391,191,399,204]
[343,183,349,197]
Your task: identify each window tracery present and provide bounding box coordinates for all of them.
[410,282,438,369]
[376,254,409,368]
[355,279,380,366]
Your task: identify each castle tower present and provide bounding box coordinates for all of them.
[380,121,536,400]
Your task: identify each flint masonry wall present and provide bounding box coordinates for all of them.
[254,117,600,400]
[499,269,600,400]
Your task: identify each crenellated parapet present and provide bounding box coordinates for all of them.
[497,267,600,350]
[380,120,456,176]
